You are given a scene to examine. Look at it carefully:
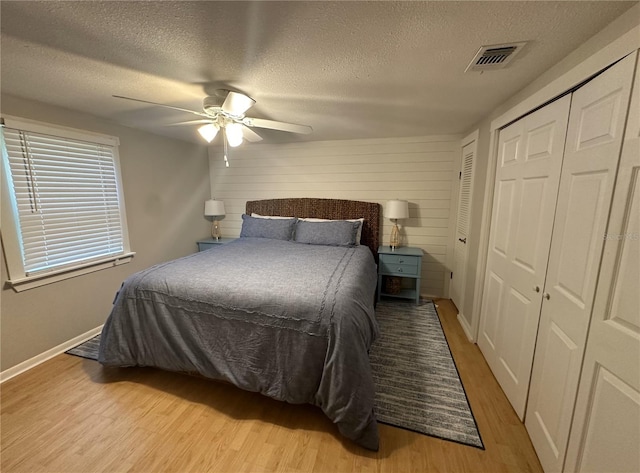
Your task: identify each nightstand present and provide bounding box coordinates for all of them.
[377,246,423,304]
[197,238,235,252]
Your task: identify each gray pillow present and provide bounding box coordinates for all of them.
[240,214,296,240]
[294,220,361,247]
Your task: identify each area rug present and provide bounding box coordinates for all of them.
[369,300,484,449]
[65,335,100,360]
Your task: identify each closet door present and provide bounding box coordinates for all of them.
[525,53,636,473]
[564,51,639,473]
[451,138,476,313]
[478,95,571,419]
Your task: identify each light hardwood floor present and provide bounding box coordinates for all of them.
[1,299,543,473]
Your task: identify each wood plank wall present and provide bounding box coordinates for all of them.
[209,135,461,298]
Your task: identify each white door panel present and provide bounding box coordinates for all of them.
[565,51,640,473]
[530,321,580,457]
[525,53,636,473]
[501,132,521,167]
[526,121,558,160]
[499,287,536,383]
[479,94,571,420]
[481,272,505,352]
[491,179,517,258]
[553,171,610,312]
[569,368,640,473]
[513,177,551,273]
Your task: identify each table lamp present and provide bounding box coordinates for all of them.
[385,199,409,250]
[204,199,226,240]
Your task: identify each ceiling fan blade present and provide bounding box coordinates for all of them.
[243,117,312,135]
[113,95,208,117]
[165,119,214,126]
[221,91,255,116]
[242,125,263,143]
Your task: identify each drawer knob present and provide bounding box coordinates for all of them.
[398,259,404,263]
[398,268,403,273]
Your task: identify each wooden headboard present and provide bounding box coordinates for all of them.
[246,198,381,260]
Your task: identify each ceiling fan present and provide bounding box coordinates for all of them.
[113,89,312,148]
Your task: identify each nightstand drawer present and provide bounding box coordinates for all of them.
[197,238,236,252]
[380,260,419,276]
[379,254,419,266]
[198,242,219,252]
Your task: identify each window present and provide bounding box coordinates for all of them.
[1,116,134,291]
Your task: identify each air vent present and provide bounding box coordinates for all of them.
[465,42,527,72]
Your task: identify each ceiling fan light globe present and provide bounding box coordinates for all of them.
[226,123,244,147]
[198,123,219,143]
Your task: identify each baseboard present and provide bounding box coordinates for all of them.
[457,312,475,342]
[0,325,103,384]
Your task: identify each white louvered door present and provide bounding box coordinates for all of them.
[478,95,571,419]
[451,138,476,313]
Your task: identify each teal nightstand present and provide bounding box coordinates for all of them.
[377,246,423,304]
[197,238,235,252]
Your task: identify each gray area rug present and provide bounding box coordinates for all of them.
[65,335,100,360]
[67,301,483,448]
[370,300,484,449]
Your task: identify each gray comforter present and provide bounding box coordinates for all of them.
[98,237,380,450]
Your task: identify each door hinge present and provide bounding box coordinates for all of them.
[459,171,462,180]
[450,271,453,279]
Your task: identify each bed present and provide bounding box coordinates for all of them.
[98,198,381,450]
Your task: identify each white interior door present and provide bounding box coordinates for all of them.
[451,139,476,313]
[563,52,639,473]
[525,53,636,473]
[478,95,571,419]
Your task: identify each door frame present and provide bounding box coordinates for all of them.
[469,23,640,343]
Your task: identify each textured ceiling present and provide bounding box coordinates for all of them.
[0,1,636,144]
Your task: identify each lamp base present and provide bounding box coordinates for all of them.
[211,221,221,241]
[390,221,400,250]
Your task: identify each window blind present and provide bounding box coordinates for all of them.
[3,127,125,275]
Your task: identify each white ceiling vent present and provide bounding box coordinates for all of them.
[465,42,527,72]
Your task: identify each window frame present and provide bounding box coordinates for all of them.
[1,115,134,292]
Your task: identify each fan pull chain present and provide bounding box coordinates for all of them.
[223,131,230,167]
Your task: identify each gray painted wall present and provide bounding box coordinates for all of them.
[0,95,211,371]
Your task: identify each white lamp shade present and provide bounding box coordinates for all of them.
[204,199,225,217]
[198,123,219,143]
[385,200,409,220]
[225,123,244,147]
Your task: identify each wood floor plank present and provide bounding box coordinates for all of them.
[0,299,542,473]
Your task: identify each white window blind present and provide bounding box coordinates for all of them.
[2,126,126,276]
